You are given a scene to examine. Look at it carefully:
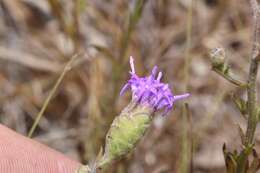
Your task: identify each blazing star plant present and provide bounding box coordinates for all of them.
[77,57,190,173]
[97,57,190,168]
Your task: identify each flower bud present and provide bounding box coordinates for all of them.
[210,47,226,67]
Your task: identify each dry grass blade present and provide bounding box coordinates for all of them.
[183,0,194,91]
[0,46,62,73]
[179,103,192,173]
[27,54,80,138]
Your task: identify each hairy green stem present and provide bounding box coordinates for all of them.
[245,59,258,145]
[237,58,258,173]
[238,1,260,172]
[245,0,260,157]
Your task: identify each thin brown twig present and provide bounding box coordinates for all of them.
[183,0,194,91]
[27,54,80,138]
[179,104,191,173]
[180,1,194,172]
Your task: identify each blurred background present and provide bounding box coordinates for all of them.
[0,0,259,172]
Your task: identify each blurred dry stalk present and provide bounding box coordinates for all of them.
[0,0,259,172]
[47,0,84,52]
[178,104,193,173]
[183,0,194,92]
[83,57,105,161]
[27,53,81,138]
[179,0,194,172]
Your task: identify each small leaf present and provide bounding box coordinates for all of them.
[233,149,239,160]
[223,63,230,75]
[223,144,237,173]
[236,124,246,145]
[236,145,253,173]
[247,149,260,173]
[226,154,237,173]
[231,94,248,118]
[223,143,227,157]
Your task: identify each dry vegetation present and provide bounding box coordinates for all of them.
[0,0,259,173]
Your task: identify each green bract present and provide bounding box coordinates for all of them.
[98,105,152,168]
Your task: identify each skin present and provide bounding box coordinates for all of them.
[0,124,81,173]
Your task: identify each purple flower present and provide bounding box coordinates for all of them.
[120,56,190,115]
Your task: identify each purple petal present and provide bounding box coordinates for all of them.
[174,93,190,101]
[120,84,130,96]
[157,72,162,81]
[151,66,158,78]
[129,56,135,74]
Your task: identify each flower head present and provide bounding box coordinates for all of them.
[98,57,190,168]
[120,56,190,115]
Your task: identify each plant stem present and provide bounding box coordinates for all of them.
[245,59,258,145]
[238,57,258,173]
[245,0,260,148]
[237,1,260,172]
[212,68,247,88]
